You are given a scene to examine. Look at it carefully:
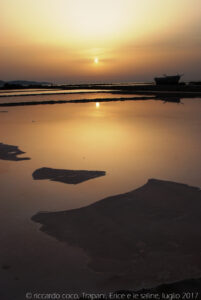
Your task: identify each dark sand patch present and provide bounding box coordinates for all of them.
[32,167,106,184]
[32,179,201,288]
[0,142,30,161]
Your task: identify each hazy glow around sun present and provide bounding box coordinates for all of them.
[65,0,128,41]
[1,0,201,82]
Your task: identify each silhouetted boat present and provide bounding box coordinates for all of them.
[154,74,182,85]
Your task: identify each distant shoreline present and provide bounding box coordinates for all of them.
[1,82,201,91]
[0,84,201,106]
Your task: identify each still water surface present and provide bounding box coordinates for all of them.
[0,98,201,298]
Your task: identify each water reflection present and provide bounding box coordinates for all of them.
[157,96,181,103]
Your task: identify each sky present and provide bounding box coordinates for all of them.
[1,0,201,83]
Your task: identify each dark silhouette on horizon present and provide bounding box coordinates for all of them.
[154,74,183,85]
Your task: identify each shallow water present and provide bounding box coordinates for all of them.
[0,97,201,298]
[0,89,148,104]
[0,89,111,97]
[0,91,114,104]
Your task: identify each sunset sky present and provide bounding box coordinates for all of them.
[1,0,201,83]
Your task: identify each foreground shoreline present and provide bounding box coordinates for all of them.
[32,179,201,291]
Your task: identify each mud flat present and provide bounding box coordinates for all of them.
[0,142,30,161]
[32,167,106,184]
[32,179,201,289]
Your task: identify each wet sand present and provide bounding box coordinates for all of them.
[33,167,106,184]
[33,179,201,288]
[0,142,30,161]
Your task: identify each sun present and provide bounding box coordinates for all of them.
[94,57,99,64]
